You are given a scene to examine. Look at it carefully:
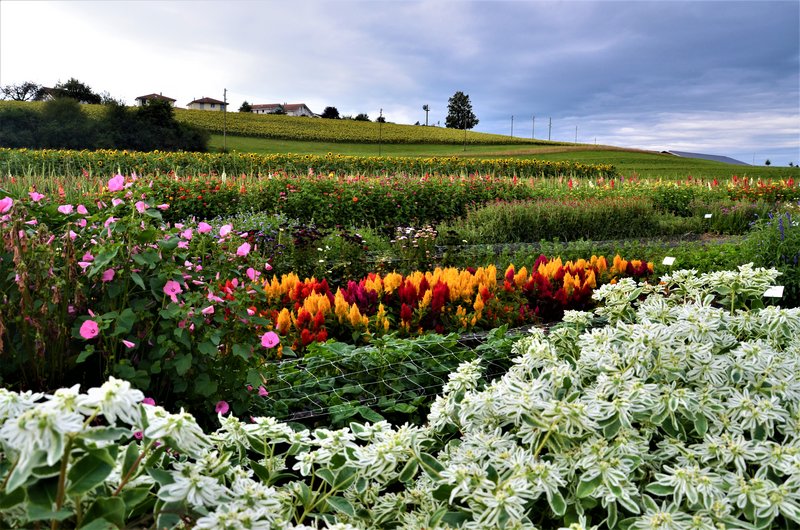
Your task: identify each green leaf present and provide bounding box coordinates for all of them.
[232,343,250,360]
[83,497,125,528]
[78,518,116,530]
[24,504,73,522]
[121,443,140,479]
[441,510,471,526]
[549,491,567,516]
[417,452,444,480]
[76,346,95,364]
[146,467,174,487]
[129,271,145,290]
[607,501,618,529]
[119,486,151,513]
[194,373,218,397]
[325,496,355,517]
[27,476,58,508]
[172,353,192,376]
[398,458,419,483]
[81,427,131,443]
[198,341,217,356]
[333,466,357,490]
[67,453,114,495]
[315,468,335,486]
[644,483,674,496]
[0,485,25,509]
[577,474,602,498]
[7,449,46,492]
[356,406,385,423]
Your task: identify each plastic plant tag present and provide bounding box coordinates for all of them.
[704,213,713,219]
[764,286,784,298]
[662,257,676,266]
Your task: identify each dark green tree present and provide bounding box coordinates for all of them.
[354,113,370,121]
[765,159,772,166]
[39,98,95,149]
[52,78,102,104]
[445,91,478,130]
[1,81,43,101]
[321,106,340,119]
[239,101,252,113]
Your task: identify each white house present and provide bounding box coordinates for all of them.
[135,93,176,107]
[187,97,228,111]
[251,103,315,117]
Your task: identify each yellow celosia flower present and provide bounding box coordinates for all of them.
[383,272,403,294]
[334,290,349,322]
[276,308,292,335]
[514,266,528,287]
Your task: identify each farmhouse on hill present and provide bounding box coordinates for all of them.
[251,103,315,117]
[135,93,176,107]
[187,97,228,111]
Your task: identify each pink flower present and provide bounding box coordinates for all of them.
[197,221,212,234]
[163,280,182,302]
[101,268,115,282]
[258,386,269,397]
[134,431,144,440]
[181,228,193,240]
[265,263,273,271]
[177,241,189,249]
[201,306,215,315]
[111,198,124,207]
[135,201,147,213]
[77,204,89,215]
[77,218,87,228]
[207,291,224,303]
[79,320,99,340]
[246,307,256,316]
[108,175,125,192]
[58,204,74,215]
[25,219,38,226]
[215,401,230,414]
[219,224,233,237]
[122,339,136,349]
[68,230,77,240]
[0,197,12,213]
[246,385,253,391]
[142,397,156,406]
[82,252,94,261]
[28,192,44,202]
[246,267,260,281]
[104,216,117,227]
[236,242,251,257]
[78,261,92,270]
[156,204,169,211]
[261,331,280,349]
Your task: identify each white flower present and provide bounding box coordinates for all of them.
[79,377,144,426]
[143,406,209,457]
[158,467,230,507]
[0,403,84,465]
[0,388,44,422]
[194,505,273,530]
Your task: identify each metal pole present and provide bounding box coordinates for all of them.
[532,115,535,139]
[378,108,383,156]
[548,117,551,141]
[223,88,227,151]
[511,115,514,138]
[575,125,577,143]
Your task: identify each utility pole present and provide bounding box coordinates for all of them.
[511,115,514,138]
[423,104,429,126]
[532,115,535,139]
[575,125,578,143]
[548,117,552,141]
[378,108,383,156]
[223,88,227,151]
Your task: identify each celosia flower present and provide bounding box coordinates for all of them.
[108,174,125,192]
[261,331,280,348]
[236,242,251,257]
[79,320,99,340]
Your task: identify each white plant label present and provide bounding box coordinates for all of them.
[662,256,676,266]
[704,213,713,219]
[764,286,785,298]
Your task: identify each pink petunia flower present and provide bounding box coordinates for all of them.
[163,280,182,302]
[77,218,87,228]
[58,204,74,215]
[28,192,44,202]
[197,221,212,234]
[68,230,77,240]
[181,228,193,240]
[261,331,280,349]
[135,201,147,213]
[108,175,125,192]
[236,242,251,257]
[79,320,99,340]
[201,306,215,315]
[111,198,124,207]
[215,401,230,414]
[77,204,89,215]
[101,268,115,282]
[258,386,269,397]
[0,197,13,213]
[219,224,233,237]
[246,267,260,281]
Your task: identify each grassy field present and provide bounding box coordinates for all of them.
[210,134,799,179]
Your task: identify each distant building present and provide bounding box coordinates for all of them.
[251,103,315,117]
[187,97,228,111]
[662,150,750,166]
[135,93,176,107]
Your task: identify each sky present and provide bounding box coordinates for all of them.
[1,0,798,166]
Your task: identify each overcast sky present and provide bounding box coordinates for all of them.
[1,0,798,165]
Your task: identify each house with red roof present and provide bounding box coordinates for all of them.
[135,93,176,107]
[187,97,228,111]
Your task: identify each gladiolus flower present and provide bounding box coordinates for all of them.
[261,331,280,348]
[108,175,125,192]
[28,192,44,202]
[220,224,233,237]
[77,204,89,215]
[101,268,115,282]
[197,221,212,233]
[236,242,251,257]
[258,386,269,397]
[215,401,230,414]
[79,320,99,340]
[58,204,74,215]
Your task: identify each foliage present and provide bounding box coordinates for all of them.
[238,101,252,113]
[354,113,370,122]
[2,266,800,529]
[321,106,340,119]
[52,77,103,105]
[445,90,479,130]
[0,81,44,101]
